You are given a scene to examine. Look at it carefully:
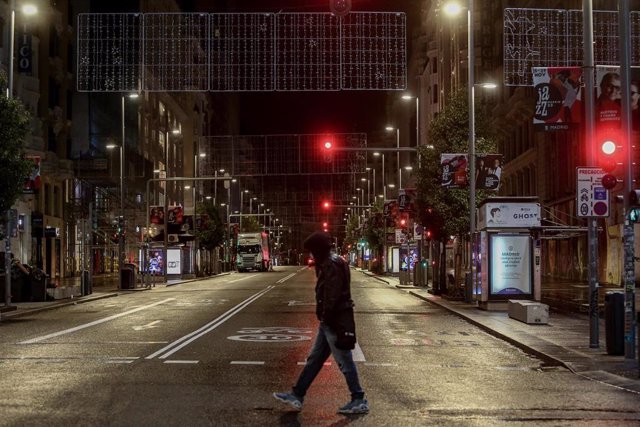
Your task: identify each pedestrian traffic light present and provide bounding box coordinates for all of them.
[598,129,623,190]
[629,190,640,223]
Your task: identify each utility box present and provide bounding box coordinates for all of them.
[508,300,549,324]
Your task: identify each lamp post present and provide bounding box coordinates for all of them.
[4,1,37,309]
[402,94,420,165]
[373,152,386,201]
[107,93,138,289]
[445,0,475,291]
[386,126,401,189]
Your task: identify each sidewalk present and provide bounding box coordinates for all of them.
[360,269,640,394]
[0,272,229,320]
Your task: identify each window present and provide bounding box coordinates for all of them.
[432,84,438,104]
[44,183,51,216]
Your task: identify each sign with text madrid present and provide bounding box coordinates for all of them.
[576,167,609,218]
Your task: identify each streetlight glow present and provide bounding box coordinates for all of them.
[22,4,37,15]
[443,2,462,16]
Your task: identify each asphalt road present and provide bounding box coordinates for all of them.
[1,267,639,426]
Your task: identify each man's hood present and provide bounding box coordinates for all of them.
[303,231,332,260]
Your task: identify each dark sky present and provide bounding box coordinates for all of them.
[182,0,422,136]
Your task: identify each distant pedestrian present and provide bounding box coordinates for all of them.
[273,231,368,415]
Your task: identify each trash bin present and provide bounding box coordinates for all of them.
[120,264,137,289]
[464,272,473,303]
[30,268,47,302]
[605,291,625,356]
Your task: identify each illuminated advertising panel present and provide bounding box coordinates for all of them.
[490,234,532,296]
[167,248,181,275]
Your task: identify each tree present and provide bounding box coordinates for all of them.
[195,202,226,250]
[240,216,261,232]
[0,71,32,239]
[415,87,497,291]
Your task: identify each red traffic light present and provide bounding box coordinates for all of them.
[322,201,331,209]
[324,141,332,150]
[601,174,618,190]
[322,222,328,228]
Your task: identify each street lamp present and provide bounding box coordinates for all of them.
[445,0,476,289]
[4,1,37,306]
[373,152,386,201]
[402,94,420,165]
[385,126,401,189]
[7,1,37,98]
[107,93,138,289]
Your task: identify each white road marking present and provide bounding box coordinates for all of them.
[146,286,274,360]
[132,320,163,331]
[286,300,315,306]
[364,362,398,367]
[352,343,366,362]
[277,273,296,283]
[297,361,332,366]
[229,274,258,283]
[230,361,265,365]
[106,360,135,364]
[164,360,200,364]
[19,298,176,344]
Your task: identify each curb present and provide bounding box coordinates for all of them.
[406,290,640,394]
[407,290,564,368]
[0,292,119,321]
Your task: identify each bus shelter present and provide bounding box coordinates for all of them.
[476,197,542,311]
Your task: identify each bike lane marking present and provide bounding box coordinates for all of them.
[19,298,176,344]
[146,286,275,360]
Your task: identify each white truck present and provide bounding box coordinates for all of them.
[236,232,271,272]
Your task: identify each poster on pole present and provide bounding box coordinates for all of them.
[149,206,165,225]
[475,154,503,190]
[532,67,582,131]
[595,66,640,130]
[23,155,41,193]
[440,154,468,188]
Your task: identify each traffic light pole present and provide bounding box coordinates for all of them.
[583,0,599,349]
[618,0,636,360]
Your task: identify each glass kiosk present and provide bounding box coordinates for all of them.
[476,197,542,311]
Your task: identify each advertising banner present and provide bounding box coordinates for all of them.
[475,154,503,190]
[440,154,468,188]
[442,153,503,190]
[147,249,164,274]
[149,206,165,225]
[532,66,582,131]
[167,205,184,225]
[477,202,541,229]
[167,248,181,275]
[23,155,41,193]
[490,234,532,295]
[595,66,640,130]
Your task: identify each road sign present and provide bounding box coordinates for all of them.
[576,167,610,218]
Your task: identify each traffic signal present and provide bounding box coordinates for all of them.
[321,137,334,163]
[598,129,623,190]
[322,200,331,210]
[629,190,640,223]
[424,229,432,240]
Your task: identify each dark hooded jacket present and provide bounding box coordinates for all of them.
[303,232,354,327]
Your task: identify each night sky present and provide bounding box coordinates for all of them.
[183,0,422,137]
